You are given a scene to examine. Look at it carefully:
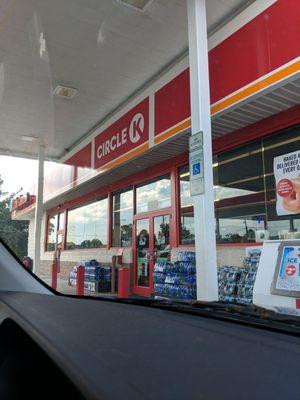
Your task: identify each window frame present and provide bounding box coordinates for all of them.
[45,157,185,252]
[46,127,300,253]
[177,163,195,247]
[213,139,267,246]
[111,186,134,249]
[45,213,59,252]
[135,173,172,215]
[111,165,181,249]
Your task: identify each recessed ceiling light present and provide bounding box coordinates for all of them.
[21,135,38,142]
[118,0,153,11]
[53,85,78,99]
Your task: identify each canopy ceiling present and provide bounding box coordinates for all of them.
[0,0,254,161]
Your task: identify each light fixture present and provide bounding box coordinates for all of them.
[180,172,190,178]
[21,135,38,142]
[118,0,153,11]
[53,85,78,99]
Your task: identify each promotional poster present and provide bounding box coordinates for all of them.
[271,244,300,296]
[273,150,300,216]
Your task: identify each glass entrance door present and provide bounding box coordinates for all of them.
[153,215,170,264]
[134,214,170,297]
[136,219,150,289]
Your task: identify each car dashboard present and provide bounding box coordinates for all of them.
[0,292,299,400]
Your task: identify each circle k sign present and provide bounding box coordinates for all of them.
[129,113,144,144]
[94,98,149,170]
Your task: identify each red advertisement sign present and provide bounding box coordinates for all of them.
[94,98,149,170]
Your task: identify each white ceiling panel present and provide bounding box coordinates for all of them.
[0,0,259,160]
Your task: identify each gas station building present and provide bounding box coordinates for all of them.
[11,0,300,300]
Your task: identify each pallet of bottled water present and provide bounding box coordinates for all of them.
[68,259,112,292]
[218,249,261,304]
[154,251,196,300]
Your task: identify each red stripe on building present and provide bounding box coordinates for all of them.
[65,143,92,169]
[154,69,191,136]
[209,0,300,104]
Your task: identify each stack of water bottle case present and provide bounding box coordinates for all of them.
[69,259,112,292]
[154,251,197,300]
[218,248,261,304]
[153,248,261,302]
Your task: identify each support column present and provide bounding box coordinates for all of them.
[187,0,218,301]
[33,144,44,275]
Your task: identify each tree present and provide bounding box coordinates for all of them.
[0,175,29,258]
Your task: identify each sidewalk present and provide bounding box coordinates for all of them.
[40,275,117,298]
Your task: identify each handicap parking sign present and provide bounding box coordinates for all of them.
[193,163,201,175]
[189,147,204,195]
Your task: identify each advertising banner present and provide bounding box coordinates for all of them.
[271,241,300,297]
[94,98,149,170]
[273,150,300,216]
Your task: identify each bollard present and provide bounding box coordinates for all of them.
[51,259,58,290]
[118,268,130,298]
[77,265,85,296]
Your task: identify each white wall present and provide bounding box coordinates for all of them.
[217,246,246,267]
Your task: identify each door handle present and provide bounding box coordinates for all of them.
[151,251,158,262]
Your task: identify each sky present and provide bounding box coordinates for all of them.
[0,156,38,196]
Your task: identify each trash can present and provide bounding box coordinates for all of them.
[118,268,130,298]
[21,256,33,272]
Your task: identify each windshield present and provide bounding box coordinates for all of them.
[0,0,300,323]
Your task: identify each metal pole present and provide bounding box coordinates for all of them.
[33,144,44,276]
[187,0,218,301]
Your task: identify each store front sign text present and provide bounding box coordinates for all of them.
[94,98,149,169]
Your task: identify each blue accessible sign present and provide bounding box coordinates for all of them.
[192,163,201,176]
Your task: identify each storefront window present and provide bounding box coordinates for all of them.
[112,188,133,247]
[179,165,195,244]
[214,127,300,243]
[46,214,58,251]
[154,215,170,261]
[263,128,300,240]
[66,198,107,250]
[136,174,171,213]
[215,141,266,243]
